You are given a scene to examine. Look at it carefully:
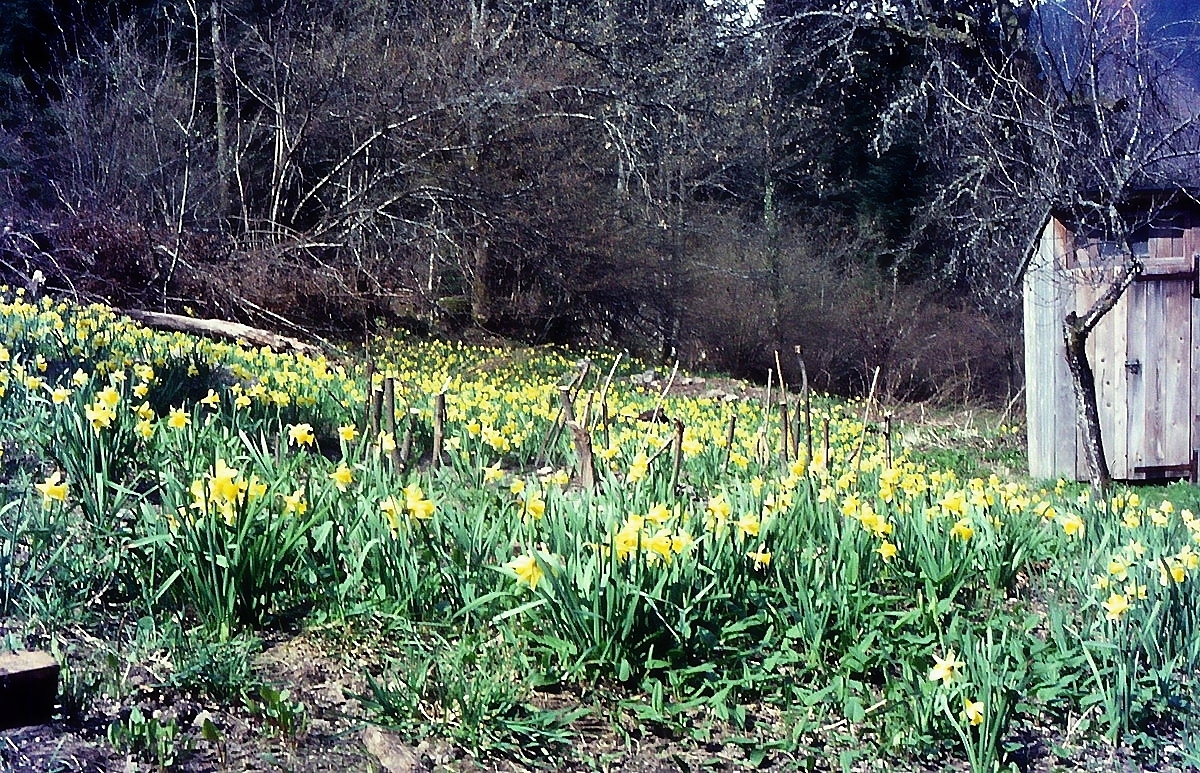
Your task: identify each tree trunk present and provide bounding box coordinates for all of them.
[211,0,229,219]
[1061,260,1141,496]
[121,309,321,356]
[1063,316,1111,492]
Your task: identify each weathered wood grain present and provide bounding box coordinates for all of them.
[0,650,59,730]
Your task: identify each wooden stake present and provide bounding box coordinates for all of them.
[580,395,596,486]
[566,420,596,491]
[559,386,576,425]
[670,420,685,491]
[884,413,894,469]
[851,366,880,472]
[364,360,377,435]
[774,349,795,461]
[796,346,812,464]
[432,393,446,469]
[760,369,773,466]
[383,378,402,475]
[382,376,396,434]
[723,414,737,473]
[370,379,384,439]
[399,410,414,464]
[779,402,790,464]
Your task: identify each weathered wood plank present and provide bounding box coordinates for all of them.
[1025,224,1066,480]
[1092,267,1129,478]
[0,650,58,730]
[1163,278,1192,469]
[1144,228,1191,274]
[1186,220,1200,466]
[1146,280,1167,466]
[1126,281,1148,476]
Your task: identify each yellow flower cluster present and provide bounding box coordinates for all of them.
[610,504,693,564]
[379,483,436,534]
[187,459,266,523]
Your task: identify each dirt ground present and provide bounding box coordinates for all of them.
[3,626,1194,773]
[0,630,791,773]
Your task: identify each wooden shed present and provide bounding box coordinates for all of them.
[1024,197,1200,481]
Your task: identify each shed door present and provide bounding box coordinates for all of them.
[1120,276,1194,479]
[1083,271,1194,481]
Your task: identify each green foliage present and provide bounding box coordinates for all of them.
[247,685,308,746]
[358,627,585,761]
[107,705,189,772]
[2,296,1200,768]
[166,630,261,703]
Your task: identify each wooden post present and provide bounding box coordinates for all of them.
[383,378,402,475]
[370,378,384,439]
[850,366,880,472]
[722,414,736,473]
[432,393,446,469]
[383,376,396,437]
[576,394,596,489]
[559,386,576,425]
[670,420,684,491]
[364,360,377,436]
[399,410,414,465]
[566,421,596,490]
[774,350,790,462]
[803,392,812,464]
[884,413,893,469]
[760,369,773,467]
[0,651,58,730]
[796,346,813,464]
[779,402,790,463]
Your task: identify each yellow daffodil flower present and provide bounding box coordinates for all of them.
[1102,592,1130,620]
[961,698,984,727]
[747,545,772,568]
[1060,512,1085,537]
[627,452,649,484]
[950,518,974,541]
[506,553,544,590]
[928,651,965,684]
[288,423,316,447]
[35,471,68,506]
[329,464,353,491]
[167,407,190,430]
[283,490,308,515]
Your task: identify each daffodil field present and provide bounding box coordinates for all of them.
[3,292,1200,770]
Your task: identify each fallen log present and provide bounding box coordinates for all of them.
[120,309,322,357]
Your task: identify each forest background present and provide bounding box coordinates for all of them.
[0,0,1198,403]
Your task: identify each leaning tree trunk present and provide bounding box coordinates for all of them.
[1062,260,1141,496]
